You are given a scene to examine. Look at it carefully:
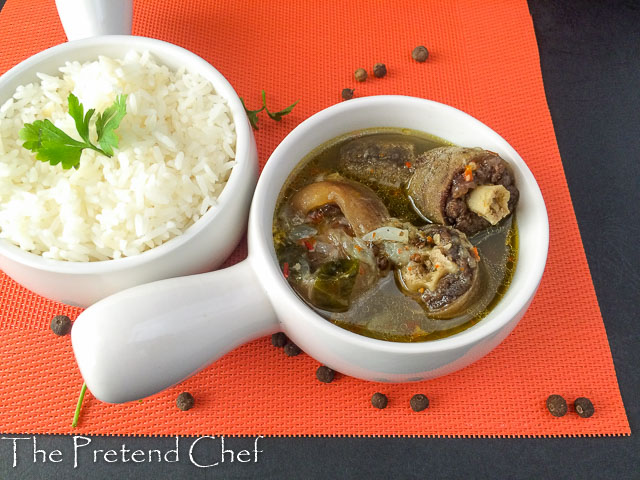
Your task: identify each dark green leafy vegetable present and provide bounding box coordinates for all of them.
[312,259,360,312]
[19,93,127,169]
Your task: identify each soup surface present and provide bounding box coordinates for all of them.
[273,128,517,342]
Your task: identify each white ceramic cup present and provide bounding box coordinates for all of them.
[55,0,133,41]
[72,96,549,403]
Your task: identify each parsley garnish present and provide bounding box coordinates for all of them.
[240,97,264,130]
[19,93,127,169]
[261,90,298,122]
[240,90,297,130]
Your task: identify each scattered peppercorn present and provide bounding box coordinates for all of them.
[341,88,355,100]
[50,315,72,336]
[176,392,195,411]
[316,365,335,383]
[271,332,288,348]
[354,68,368,82]
[410,394,429,412]
[546,394,568,417]
[373,63,387,78]
[371,392,388,409]
[574,397,595,418]
[412,45,429,62]
[284,341,301,357]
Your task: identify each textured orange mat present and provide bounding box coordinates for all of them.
[0,0,630,437]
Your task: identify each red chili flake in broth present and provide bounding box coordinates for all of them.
[464,164,474,182]
[303,239,315,251]
[405,161,412,168]
[283,262,290,278]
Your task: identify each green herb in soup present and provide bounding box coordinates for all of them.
[273,128,518,342]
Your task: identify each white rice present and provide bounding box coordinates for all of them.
[0,50,236,261]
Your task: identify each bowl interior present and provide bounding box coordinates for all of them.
[0,35,253,273]
[250,95,548,350]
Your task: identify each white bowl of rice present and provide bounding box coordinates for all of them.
[0,36,258,307]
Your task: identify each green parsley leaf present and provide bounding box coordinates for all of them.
[19,93,128,169]
[261,90,298,121]
[19,119,89,169]
[95,94,128,156]
[240,97,264,130]
[241,90,298,130]
[67,93,95,144]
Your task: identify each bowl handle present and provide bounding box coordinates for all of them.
[55,0,133,41]
[71,258,279,403]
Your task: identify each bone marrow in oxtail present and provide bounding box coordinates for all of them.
[272,128,519,342]
[408,147,519,236]
[398,224,480,318]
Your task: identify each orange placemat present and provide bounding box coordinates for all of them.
[0,0,630,437]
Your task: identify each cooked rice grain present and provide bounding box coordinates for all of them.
[0,51,236,261]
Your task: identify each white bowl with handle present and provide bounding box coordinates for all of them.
[72,95,549,403]
[0,5,258,307]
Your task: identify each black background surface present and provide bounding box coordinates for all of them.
[0,1,638,478]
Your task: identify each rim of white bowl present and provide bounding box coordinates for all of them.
[251,94,549,353]
[0,35,253,274]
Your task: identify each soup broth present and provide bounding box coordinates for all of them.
[273,128,518,342]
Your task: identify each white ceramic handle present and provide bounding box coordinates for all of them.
[55,0,133,41]
[71,259,279,403]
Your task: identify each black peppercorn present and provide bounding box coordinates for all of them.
[354,68,368,82]
[50,315,72,336]
[410,394,429,412]
[412,45,429,62]
[284,341,301,357]
[373,63,387,78]
[574,397,595,418]
[371,392,388,409]
[271,332,288,348]
[316,366,335,383]
[176,392,195,411]
[546,394,568,417]
[341,88,354,100]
